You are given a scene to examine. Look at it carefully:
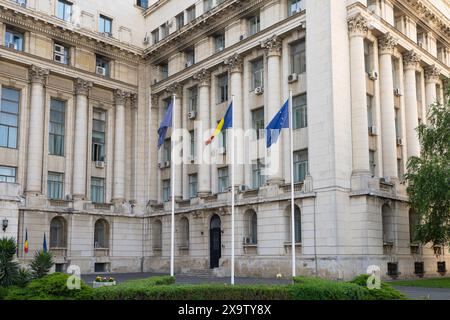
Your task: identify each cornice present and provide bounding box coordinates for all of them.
[0,3,145,64]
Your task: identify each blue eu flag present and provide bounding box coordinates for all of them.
[158,101,173,149]
[266,99,289,148]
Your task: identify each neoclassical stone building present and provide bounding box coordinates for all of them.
[0,0,448,279]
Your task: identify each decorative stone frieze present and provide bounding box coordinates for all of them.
[193,69,211,87]
[347,14,369,37]
[28,65,49,85]
[378,33,398,55]
[403,50,421,70]
[224,53,243,73]
[74,78,93,96]
[261,35,282,57]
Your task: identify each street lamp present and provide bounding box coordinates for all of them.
[2,218,8,232]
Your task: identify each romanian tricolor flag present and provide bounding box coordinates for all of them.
[24,229,29,254]
[205,102,233,145]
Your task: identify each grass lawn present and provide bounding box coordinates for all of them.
[392,278,450,288]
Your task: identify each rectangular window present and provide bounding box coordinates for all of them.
[364,40,373,74]
[217,73,228,103]
[252,107,265,140]
[0,87,20,149]
[57,0,72,22]
[176,13,185,30]
[369,150,376,177]
[99,15,112,35]
[252,160,266,189]
[163,139,171,163]
[160,62,169,80]
[185,48,195,67]
[214,33,225,52]
[218,167,229,193]
[290,39,306,74]
[137,0,148,9]
[47,172,64,200]
[160,22,169,39]
[162,179,171,202]
[188,86,198,113]
[91,177,105,203]
[293,94,307,129]
[397,159,404,180]
[5,27,24,51]
[152,29,160,44]
[367,95,374,128]
[288,0,304,16]
[95,55,110,77]
[395,109,401,138]
[49,99,65,156]
[92,109,106,162]
[251,58,264,90]
[218,131,227,153]
[190,130,196,159]
[186,5,196,23]
[189,174,198,199]
[293,150,308,183]
[203,0,213,12]
[54,43,70,65]
[247,14,261,36]
[0,166,16,183]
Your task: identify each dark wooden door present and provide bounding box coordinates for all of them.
[210,215,221,269]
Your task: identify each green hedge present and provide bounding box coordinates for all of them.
[349,275,406,300]
[0,286,8,300]
[292,277,367,300]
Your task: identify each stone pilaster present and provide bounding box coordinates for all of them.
[25,65,49,195]
[193,69,212,197]
[72,78,93,201]
[348,15,371,188]
[112,89,127,204]
[403,50,421,159]
[378,33,398,179]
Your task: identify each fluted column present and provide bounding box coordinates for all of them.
[193,69,212,196]
[378,33,398,179]
[112,90,127,202]
[166,83,183,200]
[425,65,441,109]
[403,50,421,159]
[348,15,371,179]
[262,35,283,184]
[224,54,245,187]
[73,78,93,200]
[26,65,49,195]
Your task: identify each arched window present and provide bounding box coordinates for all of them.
[50,217,67,248]
[179,217,189,248]
[286,205,302,243]
[409,209,419,244]
[382,204,395,244]
[244,210,257,245]
[94,219,109,249]
[152,220,162,250]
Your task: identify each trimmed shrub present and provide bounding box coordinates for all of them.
[5,273,93,300]
[349,274,406,300]
[0,286,9,300]
[292,277,366,300]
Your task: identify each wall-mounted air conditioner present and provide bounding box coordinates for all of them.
[254,87,264,95]
[288,73,298,83]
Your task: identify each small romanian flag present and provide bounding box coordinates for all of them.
[24,229,29,254]
[205,102,233,145]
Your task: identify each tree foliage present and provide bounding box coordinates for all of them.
[30,250,54,279]
[405,83,450,246]
[0,238,19,287]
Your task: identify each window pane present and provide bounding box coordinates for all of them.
[8,127,17,149]
[2,88,20,102]
[0,125,8,147]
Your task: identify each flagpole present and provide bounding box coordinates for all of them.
[170,93,176,277]
[231,95,235,286]
[289,90,296,278]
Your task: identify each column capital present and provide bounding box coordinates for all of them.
[261,35,282,57]
[128,92,138,108]
[74,78,93,96]
[224,53,243,73]
[151,93,159,109]
[347,14,369,37]
[403,50,421,70]
[378,33,398,55]
[28,65,49,85]
[114,89,128,105]
[166,82,183,97]
[424,65,441,83]
[193,69,211,87]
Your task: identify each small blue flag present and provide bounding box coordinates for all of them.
[158,101,174,149]
[266,99,289,148]
[223,102,233,130]
[43,233,48,253]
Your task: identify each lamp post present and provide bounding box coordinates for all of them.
[2,218,8,232]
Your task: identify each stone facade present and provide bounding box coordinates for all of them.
[0,0,449,280]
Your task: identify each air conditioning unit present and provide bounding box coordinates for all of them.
[239,35,245,41]
[54,44,65,54]
[369,126,378,136]
[164,161,170,168]
[54,53,66,64]
[288,73,298,83]
[16,0,26,8]
[254,87,264,95]
[417,41,424,48]
[368,70,378,80]
[394,88,402,96]
[243,237,251,244]
[189,155,195,163]
[143,35,150,45]
[238,185,248,192]
[185,61,193,68]
[8,43,16,49]
[95,161,105,168]
[396,137,404,146]
[96,66,106,76]
[187,111,197,119]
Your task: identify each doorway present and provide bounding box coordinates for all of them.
[209,215,221,269]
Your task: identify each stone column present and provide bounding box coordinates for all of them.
[193,69,211,197]
[112,89,127,203]
[25,65,49,195]
[72,78,93,200]
[224,54,245,187]
[149,94,160,202]
[403,50,421,159]
[378,33,398,179]
[166,82,183,200]
[261,35,283,184]
[348,15,371,184]
[424,65,441,109]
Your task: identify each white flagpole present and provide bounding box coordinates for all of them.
[289,90,296,278]
[231,95,235,285]
[170,93,176,277]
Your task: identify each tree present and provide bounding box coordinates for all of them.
[0,237,19,287]
[30,250,54,279]
[405,83,450,246]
